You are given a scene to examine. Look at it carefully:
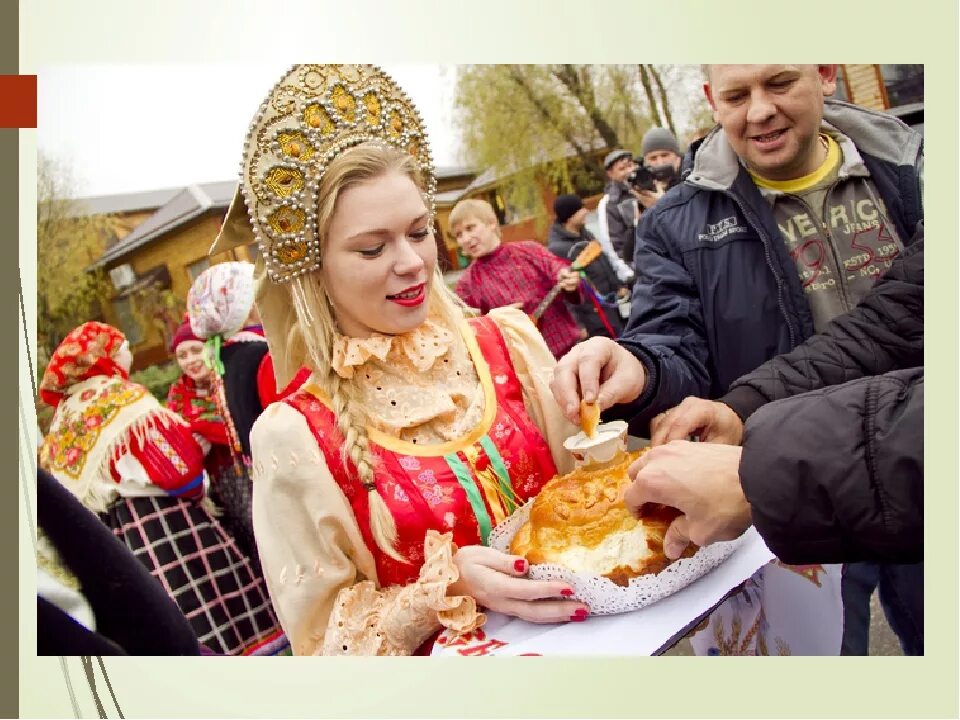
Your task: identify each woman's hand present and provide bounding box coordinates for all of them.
[449,545,588,623]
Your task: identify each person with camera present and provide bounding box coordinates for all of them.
[596,149,640,283]
[621,128,685,267]
[547,194,627,339]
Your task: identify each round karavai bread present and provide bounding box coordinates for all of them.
[510,449,696,586]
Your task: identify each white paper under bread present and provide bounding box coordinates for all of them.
[433,526,774,656]
[487,497,747,615]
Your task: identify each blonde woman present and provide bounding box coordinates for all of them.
[211,65,589,656]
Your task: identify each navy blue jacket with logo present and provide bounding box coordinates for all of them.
[615,100,923,431]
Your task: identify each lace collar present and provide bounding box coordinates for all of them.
[330,318,455,379]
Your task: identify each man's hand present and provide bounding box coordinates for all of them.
[551,337,646,424]
[557,267,580,293]
[624,441,751,559]
[650,397,745,447]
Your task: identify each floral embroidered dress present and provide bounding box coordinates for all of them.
[38,322,289,656]
[250,307,577,655]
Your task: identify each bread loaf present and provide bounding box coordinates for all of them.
[509,449,695,586]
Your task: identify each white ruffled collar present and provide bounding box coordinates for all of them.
[330,318,455,379]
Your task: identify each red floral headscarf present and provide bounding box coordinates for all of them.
[39,322,129,409]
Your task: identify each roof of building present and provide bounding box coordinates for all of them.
[67,186,184,217]
[435,164,476,179]
[92,180,238,268]
[88,166,479,268]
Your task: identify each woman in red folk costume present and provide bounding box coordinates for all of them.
[166,318,233,482]
[38,322,288,656]
[209,64,590,656]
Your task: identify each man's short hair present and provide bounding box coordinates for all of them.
[450,198,500,234]
[603,149,632,170]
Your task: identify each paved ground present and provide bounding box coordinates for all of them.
[663,591,901,655]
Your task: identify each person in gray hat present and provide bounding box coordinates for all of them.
[640,127,683,180]
[596,149,639,281]
[621,127,686,264]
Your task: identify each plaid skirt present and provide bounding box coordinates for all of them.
[208,463,261,575]
[104,495,288,656]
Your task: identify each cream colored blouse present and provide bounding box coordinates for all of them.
[249,307,577,655]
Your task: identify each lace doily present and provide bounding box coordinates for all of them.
[488,500,745,615]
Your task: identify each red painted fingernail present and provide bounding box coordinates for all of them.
[514,559,526,573]
[560,588,574,597]
[570,608,589,621]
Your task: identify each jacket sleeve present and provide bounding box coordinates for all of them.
[596,195,635,282]
[37,468,201,655]
[455,272,486,314]
[612,207,712,430]
[739,367,923,565]
[722,237,924,421]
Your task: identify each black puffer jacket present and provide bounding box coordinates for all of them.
[740,367,922,565]
[723,235,923,419]
[723,237,923,565]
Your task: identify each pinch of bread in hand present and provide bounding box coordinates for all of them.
[509,449,696,586]
[579,400,600,438]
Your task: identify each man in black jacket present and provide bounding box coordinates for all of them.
[552,65,924,656]
[547,193,626,338]
[625,238,924,654]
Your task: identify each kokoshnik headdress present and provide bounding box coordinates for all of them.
[210,64,436,282]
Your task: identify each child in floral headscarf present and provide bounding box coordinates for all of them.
[38,321,289,655]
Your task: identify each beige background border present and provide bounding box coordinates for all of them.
[18,0,957,717]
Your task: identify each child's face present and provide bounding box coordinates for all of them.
[321,170,436,338]
[453,215,500,259]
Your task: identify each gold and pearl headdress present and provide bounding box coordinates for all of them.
[210,64,436,283]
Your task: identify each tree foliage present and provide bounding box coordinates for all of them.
[453,64,711,226]
[36,152,117,365]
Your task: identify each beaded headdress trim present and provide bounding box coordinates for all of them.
[209,64,436,283]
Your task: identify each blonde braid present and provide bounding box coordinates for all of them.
[290,275,406,562]
[327,375,405,563]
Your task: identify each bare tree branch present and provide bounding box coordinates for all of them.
[637,64,664,128]
[504,65,595,169]
[649,65,677,136]
[552,64,621,152]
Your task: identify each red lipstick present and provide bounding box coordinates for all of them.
[387,283,426,307]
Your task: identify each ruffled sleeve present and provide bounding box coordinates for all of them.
[250,403,483,656]
[486,306,578,475]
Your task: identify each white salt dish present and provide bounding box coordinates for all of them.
[563,419,628,466]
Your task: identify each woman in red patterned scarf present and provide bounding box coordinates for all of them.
[166,318,233,483]
[38,321,289,655]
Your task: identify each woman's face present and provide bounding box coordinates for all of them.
[175,340,210,382]
[321,170,436,338]
[114,340,133,373]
